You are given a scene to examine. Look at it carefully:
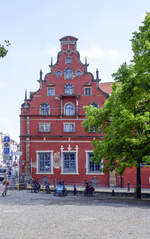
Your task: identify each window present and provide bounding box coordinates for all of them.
[64,123,75,132]
[63,152,76,173]
[76,69,82,77]
[40,103,50,115]
[37,152,52,173]
[39,123,50,132]
[65,68,73,80]
[66,57,72,64]
[57,70,62,77]
[88,126,96,133]
[47,87,55,96]
[87,152,102,173]
[91,102,99,108]
[64,103,75,116]
[84,87,91,96]
[65,84,73,95]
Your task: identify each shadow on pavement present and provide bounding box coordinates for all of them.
[0,190,150,209]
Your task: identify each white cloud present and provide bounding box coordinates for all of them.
[80,46,121,61]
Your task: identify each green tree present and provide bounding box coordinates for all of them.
[83,12,150,199]
[0,40,10,58]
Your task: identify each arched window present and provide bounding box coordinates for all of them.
[40,103,50,115]
[64,103,75,116]
[65,68,73,80]
[65,84,73,95]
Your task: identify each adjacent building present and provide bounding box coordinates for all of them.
[0,132,19,170]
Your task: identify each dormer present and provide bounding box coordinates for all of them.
[60,36,78,52]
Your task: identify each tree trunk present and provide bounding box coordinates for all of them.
[136,160,141,199]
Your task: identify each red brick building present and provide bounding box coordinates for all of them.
[20,36,150,188]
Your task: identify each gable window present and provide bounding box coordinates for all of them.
[37,152,52,173]
[66,57,72,64]
[65,68,73,80]
[40,103,50,116]
[76,69,82,77]
[64,123,75,132]
[39,123,50,132]
[65,84,73,95]
[84,87,91,96]
[57,70,62,77]
[47,87,55,96]
[87,152,103,174]
[64,103,75,116]
[63,152,76,173]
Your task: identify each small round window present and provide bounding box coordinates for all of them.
[76,70,82,77]
[57,70,62,77]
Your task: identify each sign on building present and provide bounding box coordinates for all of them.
[3,136,10,163]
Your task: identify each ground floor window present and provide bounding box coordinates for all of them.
[63,152,76,173]
[87,152,102,173]
[37,152,51,173]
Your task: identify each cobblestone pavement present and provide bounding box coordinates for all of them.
[0,188,150,239]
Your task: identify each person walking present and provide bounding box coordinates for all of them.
[2,171,9,197]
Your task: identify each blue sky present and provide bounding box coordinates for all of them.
[0,0,150,142]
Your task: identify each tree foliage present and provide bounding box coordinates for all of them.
[0,40,11,58]
[83,12,150,176]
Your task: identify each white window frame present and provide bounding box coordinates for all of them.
[61,145,79,174]
[64,123,75,132]
[36,150,53,174]
[65,84,73,95]
[39,123,51,132]
[86,151,103,175]
[84,87,92,96]
[40,103,50,116]
[65,68,73,80]
[64,102,75,116]
[47,87,55,96]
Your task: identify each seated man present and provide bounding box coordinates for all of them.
[56,184,64,196]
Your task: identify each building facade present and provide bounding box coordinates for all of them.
[20,36,110,186]
[20,36,150,188]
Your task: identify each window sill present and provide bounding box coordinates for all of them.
[86,172,104,175]
[36,172,54,175]
[61,172,79,175]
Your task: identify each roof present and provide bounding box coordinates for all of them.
[99,82,113,95]
[60,36,78,42]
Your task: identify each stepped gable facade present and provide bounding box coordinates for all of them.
[20,36,110,186]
